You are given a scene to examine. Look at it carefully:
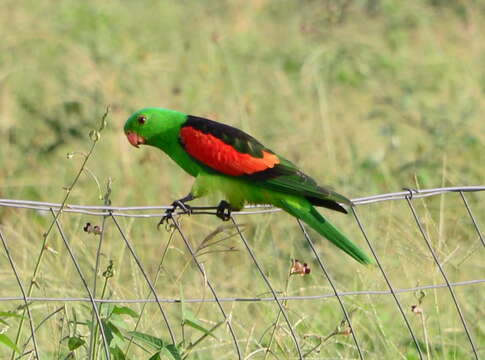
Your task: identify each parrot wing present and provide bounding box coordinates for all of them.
[179,115,351,213]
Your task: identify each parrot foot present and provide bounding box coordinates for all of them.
[216,200,232,221]
[157,200,192,229]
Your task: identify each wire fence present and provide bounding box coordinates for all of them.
[0,185,483,359]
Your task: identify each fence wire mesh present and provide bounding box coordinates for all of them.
[0,185,483,359]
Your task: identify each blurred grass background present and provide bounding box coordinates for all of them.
[0,0,484,359]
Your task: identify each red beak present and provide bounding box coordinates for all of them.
[126,131,146,148]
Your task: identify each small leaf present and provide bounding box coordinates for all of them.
[127,331,182,359]
[67,336,85,351]
[112,306,138,318]
[184,320,225,354]
[148,347,182,360]
[0,334,20,353]
[101,319,114,345]
[100,304,115,318]
[182,309,216,339]
[0,311,23,319]
[165,344,182,360]
[148,352,161,360]
[108,321,124,341]
[127,331,165,350]
[110,345,126,360]
[109,316,130,330]
[102,320,124,347]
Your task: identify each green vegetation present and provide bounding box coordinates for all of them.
[0,0,484,358]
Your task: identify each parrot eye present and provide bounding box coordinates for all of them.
[137,115,147,124]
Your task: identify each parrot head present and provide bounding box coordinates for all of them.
[124,107,185,148]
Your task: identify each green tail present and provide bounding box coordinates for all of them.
[280,199,374,265]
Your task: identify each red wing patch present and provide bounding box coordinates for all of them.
[180,126,279,176]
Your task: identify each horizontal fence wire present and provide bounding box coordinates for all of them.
[1,185,483,360]
[0,279,482,304]
[0,185,483,217]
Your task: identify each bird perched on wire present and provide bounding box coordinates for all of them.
[124,107,373,265]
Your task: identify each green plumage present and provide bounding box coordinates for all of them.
[124,107,373,265]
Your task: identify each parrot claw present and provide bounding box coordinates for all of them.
[174,200,192,215]
[216,200,232,221]
[157,200,192,229]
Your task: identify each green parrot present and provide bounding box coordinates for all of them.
[124,107,373,265]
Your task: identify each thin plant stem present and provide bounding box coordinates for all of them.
[92,273,112,360]
[0,229,40,359]
[88,215,109,360]
[124,227,177,358]
[420,313,430,359]
[89,178,112,359]
[51,209,111,360]
[263,270,292,360]
[10,106,110,360]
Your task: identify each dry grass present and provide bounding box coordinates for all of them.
[0,0,484,358]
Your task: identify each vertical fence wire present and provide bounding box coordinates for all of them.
[169,215,242,359]
[109,213,177,345]
[405,197,479,359]
[0,229,40,360]
[49,209,111,360]
[296,219,365,360]
[351,207,424,359]
[459,191,485,247]
[230,215,303,359]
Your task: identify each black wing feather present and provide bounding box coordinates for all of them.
[184,115,351,212]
